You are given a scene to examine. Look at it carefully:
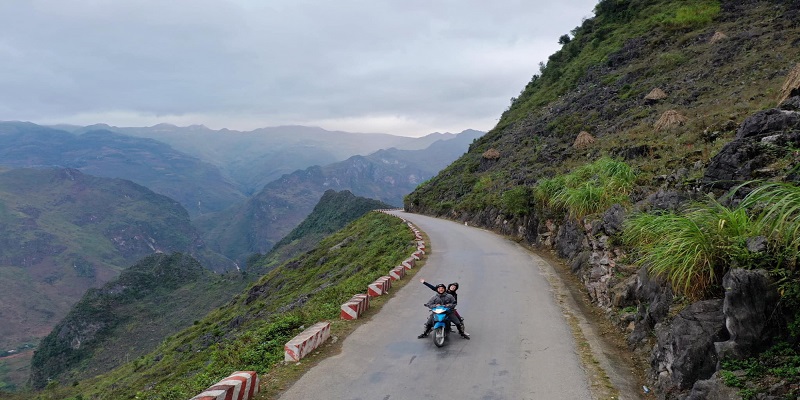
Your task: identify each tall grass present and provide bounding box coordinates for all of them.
[536,157,635,218]
[624,198,758,299]
[739,182,800,269]
[625,181,800,300]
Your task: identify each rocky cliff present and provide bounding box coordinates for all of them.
[406,1,800,398]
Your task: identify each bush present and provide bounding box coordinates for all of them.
[624,181,800,301]
[536,157,635,218]
[501,186,533,216]
[623,197,758,300]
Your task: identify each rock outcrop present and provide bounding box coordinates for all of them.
[715,269,780,361]
[703,96,800,190]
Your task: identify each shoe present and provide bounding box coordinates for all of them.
[417,330,430,339]
[460,333,471,340]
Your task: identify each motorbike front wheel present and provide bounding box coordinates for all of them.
[433,326,446,347]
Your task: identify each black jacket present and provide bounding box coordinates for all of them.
[424,292,456,308]
[423,281,458,302]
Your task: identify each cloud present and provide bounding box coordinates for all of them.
[0,0,597,136]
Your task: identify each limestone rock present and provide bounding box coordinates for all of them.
[651,299,727,392]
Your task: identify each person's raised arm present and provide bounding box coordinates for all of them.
[420,278,436,291]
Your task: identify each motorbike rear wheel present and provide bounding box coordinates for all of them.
[433,326,446,347]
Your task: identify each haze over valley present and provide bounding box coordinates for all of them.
[0,121,483,390]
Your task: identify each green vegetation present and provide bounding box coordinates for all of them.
[535,157,635,218]
[501,186,534,216]
[499,0,721,128]
[623,182,800,301]
[408,0,776,223]
[721,342,800,399]
[17,212,413,399]
[267,190,392,264]
[740,182,800,269]
[623,197,757,299]
[28,253,241,389]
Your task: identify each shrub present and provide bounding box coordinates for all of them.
[739,182,800,269]
[501,186,534,216]
[535,157,635,218]
[624,181,800,301]
[623,197,758,299]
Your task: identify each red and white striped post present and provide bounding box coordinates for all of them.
[190,371,259,400]
[284,321,331,362]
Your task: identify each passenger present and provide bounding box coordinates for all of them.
[417,283,469,339]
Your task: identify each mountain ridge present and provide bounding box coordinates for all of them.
[0,168,234,390]
[405,1,800,398]
[199,129,482,263]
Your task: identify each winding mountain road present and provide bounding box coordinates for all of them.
[277,211,597,399]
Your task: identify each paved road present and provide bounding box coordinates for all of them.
[278,211,593,400]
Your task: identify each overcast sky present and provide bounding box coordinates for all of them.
[0,1,597,137]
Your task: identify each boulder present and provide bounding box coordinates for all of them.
[642,189,690,212]
[651,299,727,393]
[714,269,779,361]
[610,273,639,308]
[628,267,674,347]
[555,217,585,260]
[702,100,800,190]
[600,203,626,236]
[685,372,742,400]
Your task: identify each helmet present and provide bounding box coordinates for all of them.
[448,282,459,291]
[435,283,446,291]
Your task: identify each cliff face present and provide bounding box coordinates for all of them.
[29,253,220,389]
[406,1,800,398]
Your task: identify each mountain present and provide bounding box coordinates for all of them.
[14,211,414,399]
[263,190,393,268]
[68,123,474,195]
[28,253,249,389]
[0,168,233,390]
[24,190,391,390]
[198,129,482,263]
[0,122,246,217]
[12,0,800,397]
[408,0,800,215]
[404,1,800,398]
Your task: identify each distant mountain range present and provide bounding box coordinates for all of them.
[198,129,483,262]
[0,122,245,217]
[28,190,391,389]
[0,168,236,388]
[0,121,482,390]
[1,122,482,218]
[62,123,477,195]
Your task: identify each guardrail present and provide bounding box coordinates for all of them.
[282,209,427,362]
[194,209,427,398]
[189,371,259,400]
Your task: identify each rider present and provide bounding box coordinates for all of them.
[417,283,470,339]
[420,279,466,325]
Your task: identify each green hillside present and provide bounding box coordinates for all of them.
[22,190,389,393]
[8,211,413,399]
[264,190,392,264]
[407,0,798,214]
[0,168,233,391]
[29,253,251,390]
[405,0,800,397]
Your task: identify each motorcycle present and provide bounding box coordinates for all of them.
[429,305,453,347]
